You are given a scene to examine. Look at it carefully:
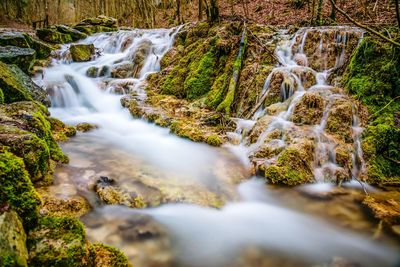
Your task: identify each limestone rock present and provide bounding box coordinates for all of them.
[70,44,95,62]
[291,92,325,125]
[0,46,36,73]
[0,62,49,105]
[0,211,28,267]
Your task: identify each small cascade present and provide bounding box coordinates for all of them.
[229,27,365,183]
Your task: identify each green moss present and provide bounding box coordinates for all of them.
[0,150,40,230]
[344,36,400,184]
[90,244,131,267]
[70,44,94,62]
[0,62,33,103]
[206,135,223,146]
[36,28,73,44]
[206,73,229,109]
[184,49,217,99]
[27,216,89,267]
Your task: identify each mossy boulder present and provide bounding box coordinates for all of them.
[70,44,95,62]
[291,92,325,125]
[259,139,315,185]
[76,122,98,132]
[0,32,30,48]
[90,244,131,267]
[344,36,400,185]
[0,46,36,73]
[0,102,68,182]
[74,16,118,35]
[325,97,353,142]
[27,216,90,267]
[0,150,40,230]
[48,117,76,141]
[111,62,135,78]
[24,35,54,60]
[0,210,29,267]
[86,66,99,78]
[0,62,49,105]
[36,27,73,44]
[55,25,87,41]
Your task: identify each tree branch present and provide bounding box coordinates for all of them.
[329,0,400,48]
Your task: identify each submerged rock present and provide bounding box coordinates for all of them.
[0,46,36,73]
[0,210,28,267]
[111,62,136,78]
[0,62,49,105]
[76,122,98,132]
[69,44,95,62]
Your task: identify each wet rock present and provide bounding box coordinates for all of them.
[86,66,99,78]
[326,97,353,142]
[70,44,95,62]
[55,25,87,41]
[99,65,110,77]
[27,216,91,267]
[76,122,98,132]
[362,195,400,225]
[0,32,30,48]
[247,115,274,144]
[335,144,353,171]
[265,102,289,116]
[0,46,36,73]
[263,71,298,107]
[128,39,152,77]
[90,244,131,267]
[36,27,73,44]
[0,62,49,105]
[48,117,76,141]
[24,34,55,59]
[291,92,325,125]
[259,139,315,185]
[0,211,28,267]
[111,62,135,78]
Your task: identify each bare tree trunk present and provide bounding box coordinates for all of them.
[198,0,203,20]
[330,0,336,22]
[310,0,316,24]
[395,0,400,29]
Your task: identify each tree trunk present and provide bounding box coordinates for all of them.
[198,0,203,20]
[395,0,400,29]
[330,0,336,22]
[316,0,323,25]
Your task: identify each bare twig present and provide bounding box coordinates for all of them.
[329,0,400,48]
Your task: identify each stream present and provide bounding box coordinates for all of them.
[34,27,400,267]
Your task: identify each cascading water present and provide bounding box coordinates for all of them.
[228,27,367,184]
[35,27,399,267]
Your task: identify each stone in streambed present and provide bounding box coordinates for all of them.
[36,27,73,44]
[69,44,95,62]
[0,32,30,48]
[0,210,29,267]
[76,122,98,132]
[0,46,36,73]
[55,25,87,41]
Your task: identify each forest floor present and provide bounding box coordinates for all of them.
[0,0,398,29]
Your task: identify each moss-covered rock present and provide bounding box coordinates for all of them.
[111,62,135,78]
[0,32,30,48]
[259,139,315,185]
[0,150,40,230]
[0,210,29,267]
[36,27,73,44]
[90,244,131,267]
[24,35,54,60]
[325,97,353,143]
[344,36,400,185]
[27,216,90,267]
[0,102,68,182]
[291,92,325,125]
[0,62,49,105]
[74,16,118,35]
[70,44,95,62]
[0,46,36,73]
[55,25,87,41]
[76,122,98,132]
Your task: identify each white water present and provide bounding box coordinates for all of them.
[36,28,399,267]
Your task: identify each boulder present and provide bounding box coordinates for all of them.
[55,25,87,41]
[0,62,49,105]
[111,62,135,78]
[326,97,353,142]
[0,32,30,48]
[128,39,152,76]
[0,211,29,267]
[291,92,325,125]
[27,216,91,267]
[74,16,118,35]
[69,44,95,62]
[0,46,35,73]
[86,66,99,78]
[36,27,73,44]
[0,102,68,182]
[24,35,54,59]
[76,122,98,132]
[90,244,131,267]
